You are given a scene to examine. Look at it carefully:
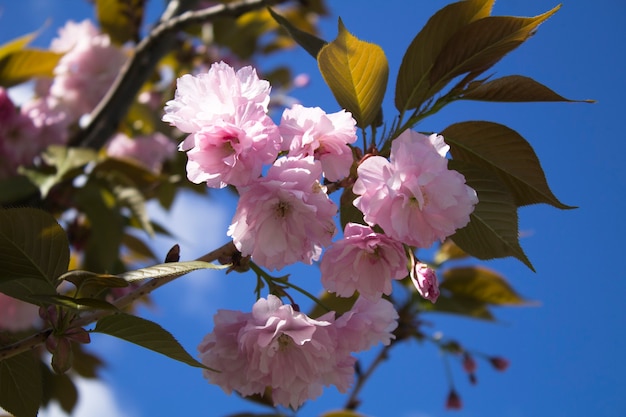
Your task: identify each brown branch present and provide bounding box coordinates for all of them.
[68,0,289,150]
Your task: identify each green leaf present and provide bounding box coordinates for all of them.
[395,0,494,112]
[116,260,228,282]
[21,145,97,198]
[0,33,36,60]
[449,161,534,270]
[422,292,494,321]
[442,121,573,209]
[95,0,145,44]
[430,5,561,88]
[0,175,39,205]
[0,350,42,417]
[318,18,389,128]
[461,75,595,103]
[0,49,62,88]
[441,266,533,305]
[93,313,211,370]
[0,208,69,301]
[267,7,327,58]
[30,294,119,311]
[41,362,78,414]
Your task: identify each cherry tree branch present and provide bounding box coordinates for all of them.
[68,0,290,150]
[0,241,238,362]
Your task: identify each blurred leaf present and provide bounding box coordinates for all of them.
[0,49,62,88]
[318,19,388,128]
[41,362,78,413]
[442,121,574,209]
[339,186,365,230]
[116,260,228,282]
[0,33,36,59]
[0,175,39,205]
[441,266,533,305]
[430,5,560,88]
[22,145,97,198]
[122,232,158,262]
[214,9,276,59]
[71,344,105,378]
[422,292,494,320]
[267,7,327,58]
[462,75,595,103]
[93,313,212,370]
[434,239,469,265]
[0,208,68,301]
[308,291,358,320]
[322,411,368,417]
[395,0,494,111]
[111,183,154,236]
[95,0,145,44]
[449,161,534,270]
[0,350,42,417]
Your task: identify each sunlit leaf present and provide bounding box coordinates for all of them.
[443,121,573,209]
[318,19,389,128]
[422,292,494,320]
[93,313,212,370]
[96,0,145,44]
[434,239,469,265]
[116,260,228,282]
[0,33,36,59]
[268,7,327,58]
[395,0,494,112]
[430,5,561,88]
[441,266,533,305]
[0,49,62,88]
[449,161,534,270]
[0,349,42,417]
[0,208,69,301]
[462,75,595,103]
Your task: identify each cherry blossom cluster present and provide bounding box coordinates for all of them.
[1,19,176,179]
[163,61,479,407]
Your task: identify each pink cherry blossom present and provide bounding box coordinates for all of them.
[279,104,357,181]
[320,222,407,299]
[178,102,281,187]
[353,129,478,248]
[163,61,271,133]
[47,20,127,120]
[106,132,176,173]
[334,296,399,352]
[227,156,337,270]
[163,62,281,187]
[410,262,440,303]
[0,293,40,332]
[198,295,354,409]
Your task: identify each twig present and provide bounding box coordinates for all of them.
[345,343,393,410]
[69,0,290,150]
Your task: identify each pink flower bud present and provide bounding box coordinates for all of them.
[445,388,462,410]
[410,263,439,303]
[489,356,510,371]
[462,352,477,373]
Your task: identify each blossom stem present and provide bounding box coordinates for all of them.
[345,343,393,410]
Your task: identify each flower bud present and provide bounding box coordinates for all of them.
[445,388,462,410]
[462,352,477,373]
[489,356,510,371]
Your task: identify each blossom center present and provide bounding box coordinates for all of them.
[277,333,293,351]
[275,200,291,218]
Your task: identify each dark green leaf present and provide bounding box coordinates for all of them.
[41,362,78,413]
[267,7,327,58]
[0,208,68,301]
[430,6,560,88]
[0,175,39,205]
[0,350,42,417]
[395,0,494,111]
[443,121,574,209]
[449,161,534,270]
[93,313,211,370]
[462,75,595,103]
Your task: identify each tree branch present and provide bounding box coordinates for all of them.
[68,0,290,150]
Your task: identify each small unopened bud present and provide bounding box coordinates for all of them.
[64,327,91,344]
[51,337,73,374]
[489,356,510,371]
[410,263,439,303]
[462,352,477,373]
[445,388,462,410]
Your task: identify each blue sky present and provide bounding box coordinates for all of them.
[2,1,625,416]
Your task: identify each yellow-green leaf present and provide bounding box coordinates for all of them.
[448,161,534,270]
[96,0,145,44]
[0,49,62,88]
[318,18,388,128]
[0,33,36,60]
[0,350,42,417]
[462,75,595,103]
[441,266,533,305]
[442,121,573,209]
[422,292,494,321]
[395,0,494,112]
[430,5,560,87]
[267,7,327,58]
